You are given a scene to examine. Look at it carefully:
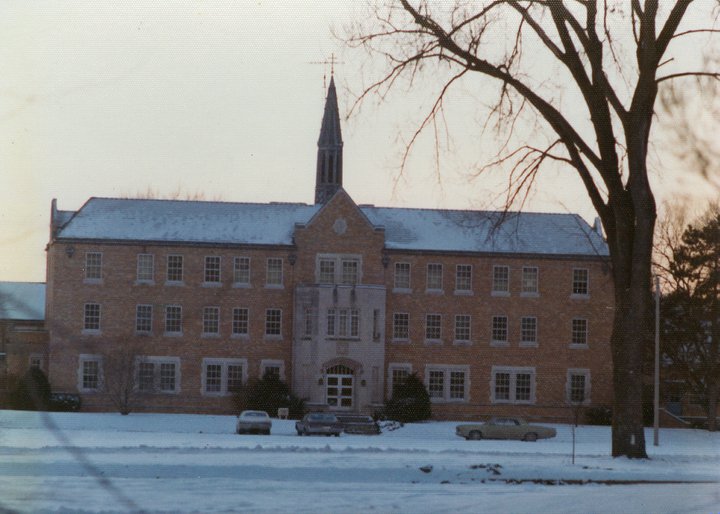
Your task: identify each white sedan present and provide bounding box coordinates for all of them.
[235,410,272,435]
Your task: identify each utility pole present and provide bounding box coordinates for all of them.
[654,275,660,446]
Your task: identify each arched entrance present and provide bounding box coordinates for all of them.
[325,364,354,409]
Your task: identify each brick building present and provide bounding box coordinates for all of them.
[45,77,613,421]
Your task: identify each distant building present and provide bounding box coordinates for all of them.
[0,282,48,399]
[44,77,613,420]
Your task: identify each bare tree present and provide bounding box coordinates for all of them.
[103,343,142,415]
[346,1,720,458]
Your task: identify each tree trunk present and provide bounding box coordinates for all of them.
[707,382,719,432]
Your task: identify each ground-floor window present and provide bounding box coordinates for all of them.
[78,354,103,392]
[202,358,247,395]
[566,369,591,404]
[387,363,412,398]
[491,366,536,404]
[424,365,469,402]
[136,356,181,394]
[260,359,285,381]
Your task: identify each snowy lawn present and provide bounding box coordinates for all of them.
[0,410,718,513]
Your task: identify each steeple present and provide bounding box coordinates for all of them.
[315,76,343,204]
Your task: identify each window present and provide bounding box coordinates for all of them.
[29,354,43,369]
[327,308,360,338]
[232,308,249,336]
[572,268,589,295]
[425,314,442,342]
[388,364,411,397]
[491,367,536,404]
[137,254,154,282]
[454,314,471,344]
[393,313,409,341]
[204,256,221,284]
[426,263,443,291]
[571,318,588,346]
[303,308,315,337]
[167,255,183,283]
[83,303,101,332]
[261,360,285,380]
[520,317,537,346]
[522,267,538,294]
[202,358,247,395]
[85,252,102,281]
[455,264,472,293]
[425,365,469,402]
[233,257,250,285]
[266,258,283,287]
[319,259,335,284]
[78,355,103,392]
[491,315,508,344]
[136,304,153,333]
[265,309,282,337]
[137,357,181,393]
[492,266,510,294]
[202,306,220,335]
[394,262,411,290]
[165,305,182,334]
[567,369,591,404]
[341,260,359,285]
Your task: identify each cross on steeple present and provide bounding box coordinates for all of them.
[309,53,345,90]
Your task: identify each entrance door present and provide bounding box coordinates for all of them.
[326,365,354,409]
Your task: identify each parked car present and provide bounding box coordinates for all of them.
[236,410,272,435]
[455,417,556,441]
[49,393,82,412]
[295,412,343,436]
[336,414,381,435]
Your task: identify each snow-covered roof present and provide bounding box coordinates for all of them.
[0,282,46,320]
[54,197,608,257]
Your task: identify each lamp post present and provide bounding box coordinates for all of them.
[654,275,660,447]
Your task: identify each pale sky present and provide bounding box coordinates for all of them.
[1,1,716,282]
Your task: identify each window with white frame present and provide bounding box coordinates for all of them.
[454,314,471,344]
[83,303,101,332]
[202,358,246,395]
[233,257,250,285]
[202,306,220,335]
[492,265,510,294]
[265,308,282,337]
[394,262,411,290]
[137,253,154,282]
[261,359,285,380]
[425,365,469,402]
[521,267,538,295]
[136,304,153,333]
[425,313,442,342]
[567,369,591,404]
[165,305,182,335]
[266,258,283,287]
[326,308,360,338]
[388,364,411,398]
[167,255,183,283]
[491,366,536,404]
[204,256,221,284]
[455,264,472,293]
[426,263,443,291]
[78,354,103,392]
[303,308,315,337]
[232,308,249,336]
[571,318,588,346]
[520,316,537,346]
[316,255,361,284]
[393,312,409,341]
[29,354,43,369]
[572,268,589,295]
[491,315,508,344]
[136,357,180,393]
[85,252,102,281]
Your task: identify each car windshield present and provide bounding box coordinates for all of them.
[309,414,335,421]
[242,412,267,418]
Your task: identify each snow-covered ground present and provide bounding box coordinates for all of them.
[1,411,718,513]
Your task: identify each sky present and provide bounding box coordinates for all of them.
[1,1,717,282]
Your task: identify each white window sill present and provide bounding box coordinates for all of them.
[264,284,284,290]
[392,287,412,294]
[264,335,283,341]
[163,331,183,337]
[454,290,473,296]
[83,279,103,285]
[135,331,152,336]
[425,289,444,295]
[424,339,443,345]
[490,341,509,347]
[231,333,250,340]
[202,282,222,288]
[520,292,539,298]
[491,291,510,297]
[134,280,155,286]
[570,294,590,300]
[232,282,251,288]
[391,338,410,345]
[569,343,589,349]
[519,341,538,347]
[81,329,101,336]
[201,333,221,338]
[453,340,472,346]
[165,281,185,287]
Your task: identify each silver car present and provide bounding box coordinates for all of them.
[236,410,272,435]
[295,412,343,436]
[456,417,556,441]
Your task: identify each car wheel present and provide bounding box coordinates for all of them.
[524,432,538,442]
[467,430,482,440]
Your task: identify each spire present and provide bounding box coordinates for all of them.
[315,76,343,204]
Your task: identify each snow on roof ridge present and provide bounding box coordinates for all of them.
[86,196,311,208]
